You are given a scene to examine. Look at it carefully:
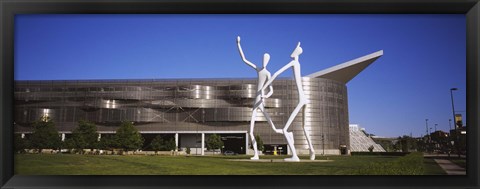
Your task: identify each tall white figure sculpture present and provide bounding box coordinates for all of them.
[263,42,315,161]
[236,36,283,160]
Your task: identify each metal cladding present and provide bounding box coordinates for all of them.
[14,51,383,154]
[14,77,349,154]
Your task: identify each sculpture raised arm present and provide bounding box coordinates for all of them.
[236,36,257,70]
[262,61,294,92]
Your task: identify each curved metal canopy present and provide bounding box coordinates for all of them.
[306,50,383,84]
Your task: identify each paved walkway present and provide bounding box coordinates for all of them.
[228,159,334,163]
[434,159,466,175]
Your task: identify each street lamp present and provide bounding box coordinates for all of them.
[322,134,325,155]
[449,119,452,131]
[450,88,458,128]
[434,124,438,132]
[425,119,429,141]
[450,88,460,157]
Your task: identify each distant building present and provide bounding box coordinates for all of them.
[14,51,383,155]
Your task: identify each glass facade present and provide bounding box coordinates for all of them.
[14,77,349,154]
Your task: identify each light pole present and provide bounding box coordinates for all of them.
[450,88,458,129]
[425,119,429,140]
[434,124,438,132]
[450,88,459,157]
[196,121,198,155]
[448,119,452,131]
[322,134,325,155]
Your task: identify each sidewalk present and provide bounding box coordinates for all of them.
[433,159,466,175]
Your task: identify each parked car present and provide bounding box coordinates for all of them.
[223,150,236,155]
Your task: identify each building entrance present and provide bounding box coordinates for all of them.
[219,133,246,154]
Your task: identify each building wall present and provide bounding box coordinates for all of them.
[14,78,349,154]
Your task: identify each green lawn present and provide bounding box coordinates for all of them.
[15,153,446,175]
[423,157,448,175]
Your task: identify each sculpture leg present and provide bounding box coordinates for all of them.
[249,108,259,160]
[284,131,298,161]
[302,105,315,160]
[282,102,305,162]
[260,106,283,134]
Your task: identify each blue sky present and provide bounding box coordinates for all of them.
[14,14,466,137]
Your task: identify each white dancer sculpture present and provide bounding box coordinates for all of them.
[236,36,283,160]
[263,42,315,161]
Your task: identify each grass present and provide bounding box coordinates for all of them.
[15,153,446,175]
[423,157,448,175]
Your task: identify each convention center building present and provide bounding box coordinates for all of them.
[14,51,383,155]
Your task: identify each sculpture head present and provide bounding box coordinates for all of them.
[263,53,270,68]
[290,42,303,58]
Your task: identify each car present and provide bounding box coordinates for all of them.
[223,150,236,155]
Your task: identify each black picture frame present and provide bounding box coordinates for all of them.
[1,0,479,188]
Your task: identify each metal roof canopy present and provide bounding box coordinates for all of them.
[306,50,383,83]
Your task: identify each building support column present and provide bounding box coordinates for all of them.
[245,132,249,155]
[98,133,101,142]
[175,133,179,151]
[201,133,205,156]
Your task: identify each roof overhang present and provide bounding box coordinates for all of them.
[306,50,383,83]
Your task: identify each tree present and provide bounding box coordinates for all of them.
[97,135,118,151]
[416,138,427,152]
[150,136,176,154]
[70,120,99,154]
[399,135,418,152]
[29,116,61,153]
[255,135,264,152]
[375,139,394,152]
[63,138,77,153]
[206,134,223,154]
[14,134,29,153]
[115,121,144,153]
[150,135,164,154]
[368,145,374,152]
[164,138,176,151]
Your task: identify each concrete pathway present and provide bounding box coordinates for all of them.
[434,159,466,175]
